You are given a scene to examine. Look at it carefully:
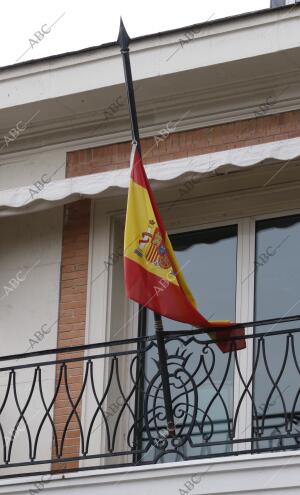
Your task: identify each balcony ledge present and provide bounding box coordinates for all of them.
[2,451,300,495]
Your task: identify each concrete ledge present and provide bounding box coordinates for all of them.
[1,450,300,494]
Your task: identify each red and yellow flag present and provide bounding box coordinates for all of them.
[124,144,246,353]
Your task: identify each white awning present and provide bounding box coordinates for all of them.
[0,136,299,217]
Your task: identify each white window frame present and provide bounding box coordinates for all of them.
[84,164,300,461]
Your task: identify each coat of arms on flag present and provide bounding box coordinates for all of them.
[135,220,172,270]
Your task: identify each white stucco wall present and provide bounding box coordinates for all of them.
[0,206,63,473]
[0,148,66,191]
[0,148,65,473]
[0,207,63,353]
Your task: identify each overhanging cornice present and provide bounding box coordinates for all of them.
[1,7,300,155]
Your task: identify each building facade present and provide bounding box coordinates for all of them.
[1,4,300,494]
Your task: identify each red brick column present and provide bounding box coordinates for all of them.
[52,199,91,471]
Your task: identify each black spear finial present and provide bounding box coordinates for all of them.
[117,17,130,51]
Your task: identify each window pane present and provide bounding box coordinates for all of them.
[141,225,238,462]
[255,215,300,321]
[145,225,237,333]
[254,214,300,451]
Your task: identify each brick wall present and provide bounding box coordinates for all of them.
[67,110,300,178]
[53,109,300,470]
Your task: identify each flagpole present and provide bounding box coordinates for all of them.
[153,313,176,437]
[118,18,175,437]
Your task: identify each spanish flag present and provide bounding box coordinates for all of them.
[124,144,246,353]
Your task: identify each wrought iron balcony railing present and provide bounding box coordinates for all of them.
[0,315,300,479]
